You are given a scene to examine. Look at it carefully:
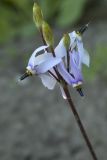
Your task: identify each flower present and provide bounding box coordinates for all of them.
[54,26,90,96]
[20,45,62,90]
[69,30,90,67]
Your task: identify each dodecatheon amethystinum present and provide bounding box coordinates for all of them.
[19,45,70,99]
[54,24,90,96]
[20,45,62,90]
[55,23,90,68]
[69,23,90,67]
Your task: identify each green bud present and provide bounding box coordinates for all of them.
[42,21,54,46]
[63,33,70,50]
[33,3,43,29]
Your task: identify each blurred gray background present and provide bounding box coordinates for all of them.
[0,0,107,160]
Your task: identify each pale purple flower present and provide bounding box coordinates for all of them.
[69,31,90,67]
[55,31,90,84]
[21,45,62,90]
[54,30,90,97]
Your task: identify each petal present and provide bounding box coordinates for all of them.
[33,45,49,55]
[57,62,76,85]
[36,57,62,73]
[60,85,67,99]
[69,31,76,39]
[34,53,52,65]
[70,41,77,51]
[82,49,90,67]
[28,45,49,67]
[71,50,80,68]
[39,74,56,90]
[55,38,66,58]
[76,40,90,67]
[70,54,83,82]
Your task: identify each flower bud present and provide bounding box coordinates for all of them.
[33,3,43,29]
[63,33,70,50]
[42,21,54,46]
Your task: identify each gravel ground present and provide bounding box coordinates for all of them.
[0,71,107,160]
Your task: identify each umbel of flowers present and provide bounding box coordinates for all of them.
[20,3,98,160]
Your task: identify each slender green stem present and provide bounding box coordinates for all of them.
[63,85,98,160]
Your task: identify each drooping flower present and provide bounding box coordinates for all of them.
[69,30,90,68]
[54,24,90,96]
[20,45,62,90]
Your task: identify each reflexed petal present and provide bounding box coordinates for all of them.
[70,41,76,51]
[33,45,49,55]
[60,85,67,99]
[39,74,56,90]
[57,62,76,85]
[76,40,90,67]
[28,45,48,67]
[55,39,66,58]
[69,31,76,40]
[82,49,90,67]
[36,57,62,73]
[69,31,77,45]
[70,54,83,82]
[34,53,52,65]
[71,50,80,68]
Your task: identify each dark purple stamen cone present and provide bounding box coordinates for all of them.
[20,72,29,81]
[77,88,84,97]
[78,23,89,35]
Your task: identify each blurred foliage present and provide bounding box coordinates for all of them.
[56,0,87,27]
[83,45,107,81]
[0,0,87,43]
[0,0,33,43]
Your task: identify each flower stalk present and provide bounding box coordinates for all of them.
[22,3,98,160]
[40,19,98,160]
[50,46,98,160]
[63,85,98,160]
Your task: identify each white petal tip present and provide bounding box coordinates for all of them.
[63,96,67,100]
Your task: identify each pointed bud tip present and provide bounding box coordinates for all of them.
[33,2,43,29]
[42,21,54,46]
